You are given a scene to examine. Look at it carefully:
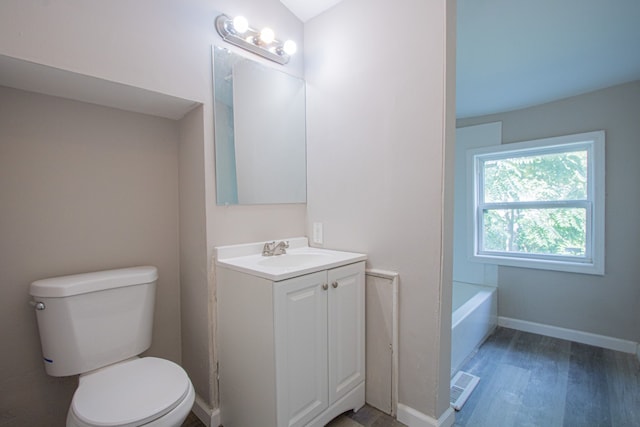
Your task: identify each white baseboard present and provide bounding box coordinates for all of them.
[498,317,638,354]
[397,404,455,427]
[192,394,221,427]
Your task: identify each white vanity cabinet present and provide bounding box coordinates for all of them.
[217,257,365,427]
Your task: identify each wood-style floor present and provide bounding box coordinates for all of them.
[453,327,640,427]
[182,411,206,427]
[184,327,640,427]
[181,404,403,427]
[326,404,406,427]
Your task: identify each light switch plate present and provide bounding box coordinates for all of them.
[312,222,323,245]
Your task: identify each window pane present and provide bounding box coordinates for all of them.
[482,207,587,257]
[483,150,587,203]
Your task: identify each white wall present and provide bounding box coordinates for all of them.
[457,80,640,343]
[305,0,455,420]
[0,0,307,419]
[453,122,500,286]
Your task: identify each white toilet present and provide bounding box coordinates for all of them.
[29,266,195,427]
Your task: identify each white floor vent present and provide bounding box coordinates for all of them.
[450,371,480,411]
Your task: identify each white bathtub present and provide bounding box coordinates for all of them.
[451,282,497,376]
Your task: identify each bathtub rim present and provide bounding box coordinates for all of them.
[452,281,496,328]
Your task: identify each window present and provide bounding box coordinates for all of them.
[468,131,605,275]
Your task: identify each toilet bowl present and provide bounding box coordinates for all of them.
[29,266,195,427]
[66,357,195,427]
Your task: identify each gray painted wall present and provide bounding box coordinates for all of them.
[0,86,181,425]
[178,105,213,405]
[457,80,640,343]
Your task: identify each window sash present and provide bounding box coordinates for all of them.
[480,147,589,204]
[477,143,592,205]
[477,201,592,263]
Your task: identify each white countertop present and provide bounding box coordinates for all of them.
[215,237,367,281]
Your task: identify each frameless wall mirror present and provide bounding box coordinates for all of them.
[213,46,307,205]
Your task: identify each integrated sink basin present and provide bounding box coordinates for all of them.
[257,252,333,268]
[215,237,367,281]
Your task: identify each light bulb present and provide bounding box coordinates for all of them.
[283,40,297,55]
[232,16,249,34]
[259,27,275,44]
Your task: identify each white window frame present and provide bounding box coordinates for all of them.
[467,130,605,275]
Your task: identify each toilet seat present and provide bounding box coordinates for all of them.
[70,357,191,427]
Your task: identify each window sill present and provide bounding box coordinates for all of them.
[470,253,604,276]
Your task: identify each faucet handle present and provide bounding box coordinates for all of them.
[272,240,289,255]
[276,240,289,249]
[262,241,276,256]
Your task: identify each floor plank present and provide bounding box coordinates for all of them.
[512,333,570,427]
[563,343,611,427]
[465,363,531,426]
[604,348,640,426]
[454,327,640,427]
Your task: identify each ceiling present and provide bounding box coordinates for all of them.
[456,0,640,118]
[279,0,344,22]
[283,0,640,119]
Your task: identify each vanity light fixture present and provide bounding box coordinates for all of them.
[215,14,297,65]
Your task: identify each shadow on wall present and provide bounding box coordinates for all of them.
[0,86,182,425]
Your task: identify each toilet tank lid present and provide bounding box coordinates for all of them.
[30,266,158,298]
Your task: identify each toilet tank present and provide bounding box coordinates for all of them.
[29,266,158,377]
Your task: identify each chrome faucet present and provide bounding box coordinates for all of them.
[273,240,289,255]
[262,240,289,256]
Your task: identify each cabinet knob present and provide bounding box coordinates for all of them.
[332,281,338,289]
[322,283,328,290]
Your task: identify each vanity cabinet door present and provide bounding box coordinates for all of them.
[328,262,365,405]
[274,271,329,427]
